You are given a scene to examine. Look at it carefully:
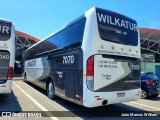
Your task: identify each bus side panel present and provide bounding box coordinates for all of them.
[48,48,83,102]
[65,70,83,100]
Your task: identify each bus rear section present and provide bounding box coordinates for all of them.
[0,51,13,94]
[0,19,15,94]
[85,55,140,107]
[83,8,141,107]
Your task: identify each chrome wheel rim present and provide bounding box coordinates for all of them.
[141,89,147,98]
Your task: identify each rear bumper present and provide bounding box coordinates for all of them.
[83,88,141,108]
[0,80,12,94]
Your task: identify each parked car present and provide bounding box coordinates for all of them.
[141,72,160,99]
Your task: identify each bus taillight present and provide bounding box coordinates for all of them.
[8,66,13,80]
[87,56,94,76]
[87,56,94,91]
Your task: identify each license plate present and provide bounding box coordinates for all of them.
[117,92,125,97]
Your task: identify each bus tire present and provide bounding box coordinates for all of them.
[47,79,55,99]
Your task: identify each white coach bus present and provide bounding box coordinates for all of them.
[0,18,15,94]
[24,7,141,107]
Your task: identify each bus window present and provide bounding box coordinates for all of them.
[96,9,138,46]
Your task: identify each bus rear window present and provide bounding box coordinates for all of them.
[96,8,138,46]
[0,21,11,41]
[0,51,10,80]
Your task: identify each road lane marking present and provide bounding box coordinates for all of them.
[131,102,160,111]
[13,82,59,120]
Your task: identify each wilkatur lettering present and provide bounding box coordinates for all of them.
[0,25,10,34]
[97,13,138,32]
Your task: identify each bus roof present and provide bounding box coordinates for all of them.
[26,7,137,52]
[0,18,12,23]
[42,15,85,40]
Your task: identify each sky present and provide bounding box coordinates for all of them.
[0,0,160,40]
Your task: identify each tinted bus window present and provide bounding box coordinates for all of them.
[61,18,86,47]
[96,8,138,46]
[24,50,31,60]
[0,21,11,40]
[47,18,86,49]
[25,18,86,61]
[47,32,63,49]
[25,48,37,60]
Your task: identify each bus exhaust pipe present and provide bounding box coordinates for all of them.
[102,100,108,105]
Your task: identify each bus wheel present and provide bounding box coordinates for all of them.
[141,89,148,99]
[47,79,55,99]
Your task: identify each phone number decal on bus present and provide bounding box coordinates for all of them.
[0,54,9,59]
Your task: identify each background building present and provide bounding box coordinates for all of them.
[15,30,40,74]
[140,28,160,78]
[15,30,40,61]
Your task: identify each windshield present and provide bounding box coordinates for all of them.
[0,21,11,41]
[96,8,138,46]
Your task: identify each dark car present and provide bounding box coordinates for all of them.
[141,72,160,99]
